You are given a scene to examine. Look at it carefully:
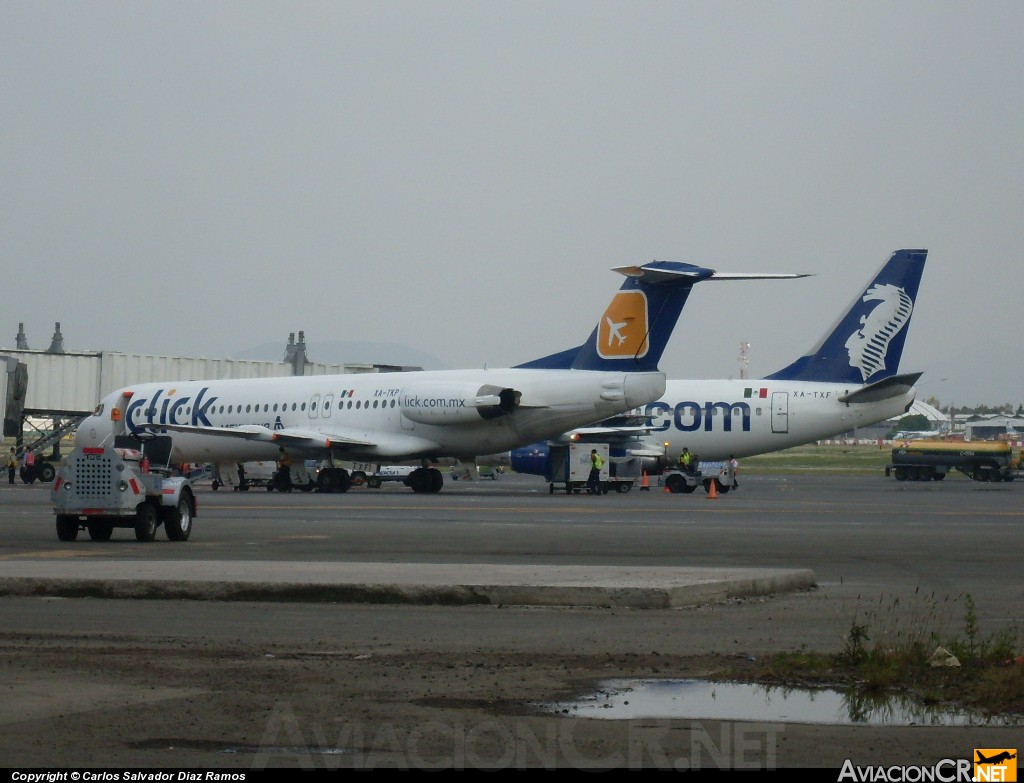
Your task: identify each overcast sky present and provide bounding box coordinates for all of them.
[3,2,1022,408]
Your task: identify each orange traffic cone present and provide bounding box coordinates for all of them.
[640,470,650,491]
[706,479,718,499]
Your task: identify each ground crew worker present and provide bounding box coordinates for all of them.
[21,449,36,484]
[678,448,693,475]
[275,447,293,492]
[7,448,16,484]
[587,449,604,495]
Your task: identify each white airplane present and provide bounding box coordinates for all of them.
[74,261,805,493]
[506,249,928,485]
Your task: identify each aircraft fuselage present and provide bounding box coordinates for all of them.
[75,368,666,464]
[631,378,915,461]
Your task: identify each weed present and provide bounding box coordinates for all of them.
[747,591,1023,717]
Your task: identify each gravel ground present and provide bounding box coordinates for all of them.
[2,591,1019,771]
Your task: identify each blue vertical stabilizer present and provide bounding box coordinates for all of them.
[764,249,927,384]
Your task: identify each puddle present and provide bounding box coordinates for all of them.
[541,679,1021,726]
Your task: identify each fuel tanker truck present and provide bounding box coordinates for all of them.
[886,440,1018,482]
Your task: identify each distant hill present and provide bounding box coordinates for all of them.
[232,340,448,371]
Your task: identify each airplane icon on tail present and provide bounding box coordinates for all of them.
[605,317,628,346]
[976,751,1016,765]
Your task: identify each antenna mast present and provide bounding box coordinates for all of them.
[739,342,750,380]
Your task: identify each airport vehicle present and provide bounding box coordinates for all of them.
[364,465,416,488]
[50,436,196,542]
[506,249,928,480]
[74,262,803,495]
[661,461,738,494]
[545,443,637,495]
[886,440,1017,482]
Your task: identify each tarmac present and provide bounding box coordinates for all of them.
[0,560,816,608]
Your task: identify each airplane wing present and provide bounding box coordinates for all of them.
[143,422,376,448]
[143,422,444,458]
[623,445,667,458]
[564,425,653,438]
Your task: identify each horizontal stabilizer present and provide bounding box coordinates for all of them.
[837,371,923,404]
[520,260,805,372]
[708,272,812,281]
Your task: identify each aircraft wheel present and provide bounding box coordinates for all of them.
[56,515,79,542]
[335,470,352,493]
[134,503,158,542]
[408,468,427,493]
[350,471,366,487]
[428,468,444,493]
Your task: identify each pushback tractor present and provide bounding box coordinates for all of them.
[50,435,196,542]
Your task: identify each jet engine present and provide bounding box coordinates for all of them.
[400,383,520,425]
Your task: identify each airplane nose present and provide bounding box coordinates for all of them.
[74,416,101,447]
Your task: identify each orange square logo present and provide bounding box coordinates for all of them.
[597,291,649,359]
[975,749,1017,782]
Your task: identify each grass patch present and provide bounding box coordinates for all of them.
[741,443,906,475]
[740,591,1024,718]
